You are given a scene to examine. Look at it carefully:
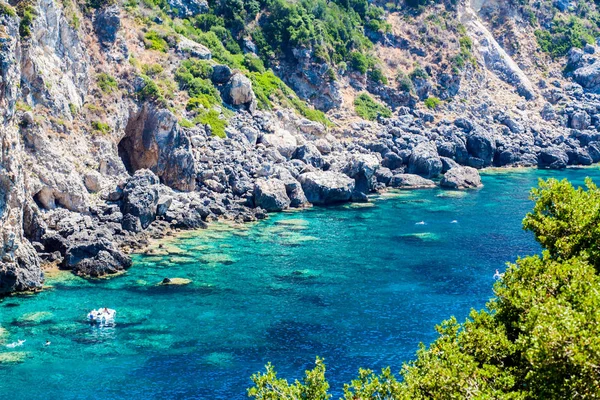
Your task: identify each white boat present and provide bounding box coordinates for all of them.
[87,308,116,324]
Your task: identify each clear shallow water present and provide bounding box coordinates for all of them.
[2,168,600,399]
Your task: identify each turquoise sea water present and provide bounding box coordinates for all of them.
[2,168,600,399]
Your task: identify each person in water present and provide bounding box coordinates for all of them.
[45,340,51,346]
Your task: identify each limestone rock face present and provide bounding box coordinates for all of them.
[22,0,90,114]
[440,167,483,189]
[0,16,43,295]
[299,171,355,205]
[120,105,197,192]
[253,178,291,212]
[176,35,211,59]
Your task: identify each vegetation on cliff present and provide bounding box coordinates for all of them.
[248,178,600,398]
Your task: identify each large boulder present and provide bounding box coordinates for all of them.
[466,130,496,167]
[224,72,256,111]
[408,142,442,178]
[570,111,591,130]
[389,174,436,189]
[167,0,208,17]
[343,153,381,194]
[121,170,160,230]
[293,143,323,168]
[299,171,355,205]
[574,62,600,89]
[274,168,308,208]
[260,129,298,159]
[64,238,132,277]
[538,147,569,169]
[253,178,291,212]
[176,35,212,59]
[440,167,483,189]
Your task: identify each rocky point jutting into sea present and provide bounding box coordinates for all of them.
[3,0,600,295]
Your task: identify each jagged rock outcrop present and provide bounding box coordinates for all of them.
[121,169,165,231]
[0,15,44,294]
[120,105,197,191]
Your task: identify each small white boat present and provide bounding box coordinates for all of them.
[87,308,116,325]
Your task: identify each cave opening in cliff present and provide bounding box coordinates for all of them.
[118,136,135,175]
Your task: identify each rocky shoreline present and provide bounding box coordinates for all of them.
[5,0,600,295]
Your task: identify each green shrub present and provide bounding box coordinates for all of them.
[354,93,392,120]
[396,72,413,92]
[69,103,77,116]
[535,15,598,58]
[179,118,194,128]
[243,54,266,73]
[136,75,165,104]
[368,68,388,84]
[0,2,16,17]
[409,65,429,80]
[16,2,36,39]
[97,73,118,93]
[91,121,110,134]
[196,109,227,138]
[141,63,164,77]
[250,70,330,126]
[349,52,369,74]
[424,96,441,109]
[86,0,116,9]
[144,30,169,52]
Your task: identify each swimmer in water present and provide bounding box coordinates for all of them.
[415,221,426,225]
[45,340,51,346]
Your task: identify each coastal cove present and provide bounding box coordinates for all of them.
[2,168,600,399]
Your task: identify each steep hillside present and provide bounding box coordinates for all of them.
[2,0,600,294]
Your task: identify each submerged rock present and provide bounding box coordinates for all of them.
[158,277,192,286]
[389,174,436,189]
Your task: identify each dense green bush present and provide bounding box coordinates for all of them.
[91,121,110,134]
[424,96,441,109]
[354,93,392,120]
[196,109,227,138]
[535,16,598,57]
[97,73,118,93]
[250,70,330,126]
[0,2,16,17]
[136,75,165,104]
[248,178,600,398]
[16,2,35,38]
[144,30,169,52]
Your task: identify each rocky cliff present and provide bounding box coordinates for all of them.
[2,0,600,294]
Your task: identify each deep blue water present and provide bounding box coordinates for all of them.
[1,168,600,399]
